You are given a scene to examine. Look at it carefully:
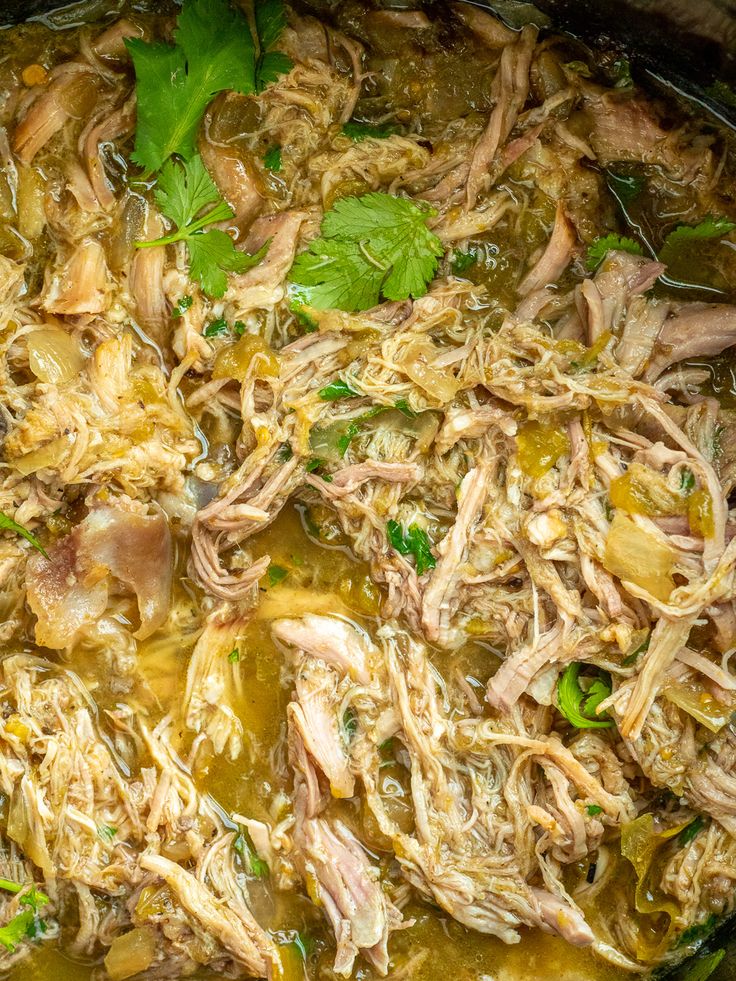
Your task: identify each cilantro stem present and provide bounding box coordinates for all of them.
[135,202,232,248]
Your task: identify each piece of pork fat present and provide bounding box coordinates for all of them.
[517,202,577,297]
[183,604,252,759]
[466,25,537,210]
[643,303,736,382]
[140,854,277,979]
[531,888,594,946]
[26,505,172,649]
[272,613,375,685]
[422,464,490,647]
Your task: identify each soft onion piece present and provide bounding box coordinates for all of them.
[27,327,85,384]
[603,511,675,601]
[13,432,75,476]
[663,683,731,733]
[397,338,460,404]
[212,335,278,382]
[621,812,687,927]
[104,928,156,981]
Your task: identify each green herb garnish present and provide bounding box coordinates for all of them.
[253,0,293,93]
[289,192,444,312]
[586,234,643,271]
[451,249,477,275]
[606,171,645,208]
[172,294,193,317]
[394,398,417,418]
[97,825,117,842]
[586,804,603,816]
[234,827,269,878]
[228,648,240,663]
[136,155,269,298]
[0,513,48,559]
[267,564,288,586]
[319,379,359,401]
[203,317,229,337]
[660,216,736,260]
[386,520,436,575]
[342,120,398,141]
[0,884,49,952]
[557,663,613,729]
[678,815,706,847]
[263,145,283,172]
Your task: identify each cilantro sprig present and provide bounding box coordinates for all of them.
[386,520,436,575]
[135,155,268,297]
[660,215,736,265]
[234,827,269,879]
[289,192,444,312]
[127,0,292,174]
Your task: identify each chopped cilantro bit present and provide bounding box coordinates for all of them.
[451,249,477,275]
[172,294,193,317]
[319,379,359,400]
[263,144,283,172]
[0,885,49,952]
[98,825,117,842]
[306,458,325,472]
[337,420,362,456]
[267,564,288,586]
[233,320,246,336]
[680,468,696,494]
[341,707,358,743]
[606,171,645,208]
[394,397,417,418]
[135,155,268,298]
[126,0,256,173]
[586,234,643,271]
[586,804,603,816]
[611,56,633,88]
[228,648,240,663]
[677,914,718,948]
[290,300,319,333]
[342,120,398,141]
[0,880,22,894]
[557,664,613,729]
[678,815,706,847]
[277,443,293,462]
[386,520,436,575]
[0,513,48,559]
[289,192,444,312]
[234,827,269,878]
[660,215,736,260]
[203,317,228,337]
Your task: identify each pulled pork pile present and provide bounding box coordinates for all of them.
[1,1,736,979]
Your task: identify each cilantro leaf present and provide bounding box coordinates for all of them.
[228,648,240,663]
[264,145,282,172]
[254,0,293,92]
[386,520,436,575]
[342,120,398,141]
[677,914,717,948]
[660,215,736,256]
[154,153,227,231]
[126,0,255,173]
[586,804,603,816]
[203,317,229,337]
[557,663,613,729]
[188,231,268,299]
[678,815,706,847]
[0,512,48,558]
[586,234,643,271]
[319,379,359,400]
[290,193,443,312]
[394,398,417,418]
